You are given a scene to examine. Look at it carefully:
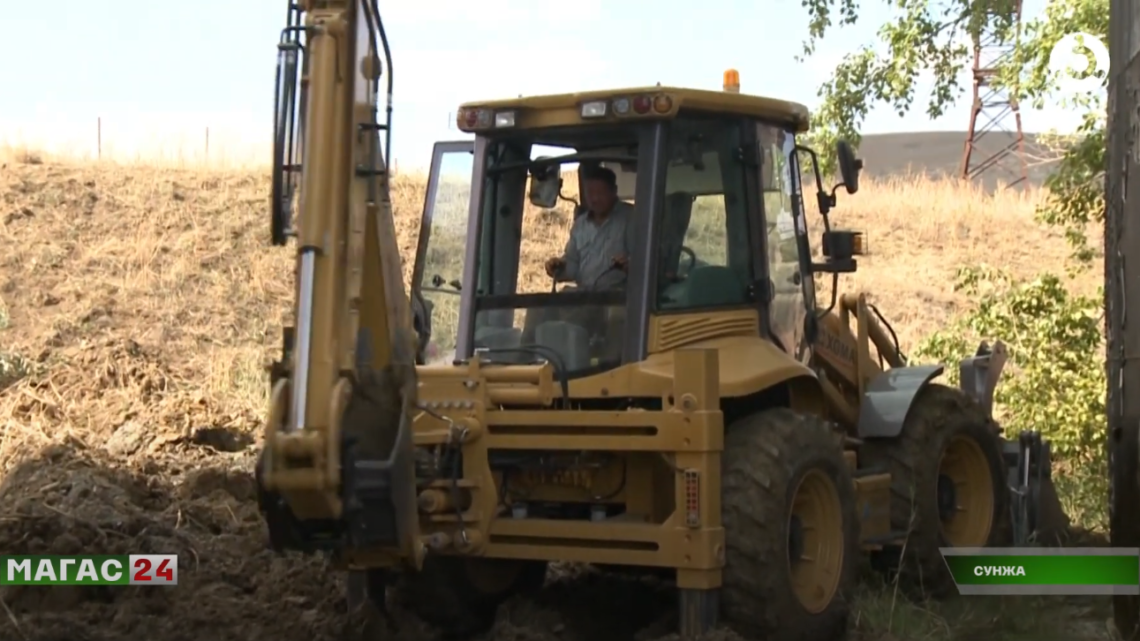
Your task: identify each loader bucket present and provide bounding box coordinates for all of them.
[958,340,1006,420]
[958,341,1072,545]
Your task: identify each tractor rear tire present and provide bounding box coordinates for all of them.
[390,556,548,638]
[721,408,859,641]
[861,383,1011,598]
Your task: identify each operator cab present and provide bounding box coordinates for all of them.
[412,73,863,379]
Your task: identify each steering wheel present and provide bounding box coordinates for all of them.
[424,273,461,296]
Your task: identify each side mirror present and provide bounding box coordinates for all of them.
[836,140,864,194]
[528,164,562,209]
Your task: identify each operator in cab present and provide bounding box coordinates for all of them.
[543,166,635,291]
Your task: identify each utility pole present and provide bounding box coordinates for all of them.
[1106,0,1140,637]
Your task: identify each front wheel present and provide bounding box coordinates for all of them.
[390,556,548,638]
[721,408,859,641]
[861,383,1011,597]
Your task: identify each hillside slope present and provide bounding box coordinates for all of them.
[0,159,1099,641]
[858,131,1054,190]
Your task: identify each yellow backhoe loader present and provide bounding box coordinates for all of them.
[254,2,1065,638]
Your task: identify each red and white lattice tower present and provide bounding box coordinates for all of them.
[960,0,1029,189]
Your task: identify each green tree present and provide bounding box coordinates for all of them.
[913,267,1108,525]
[799,0,1018,169]
[1002,0,1108,261]
[800,0,1107,248]
[799,0,1110,525]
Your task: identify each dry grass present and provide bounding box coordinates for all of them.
[812,176,1098,348]
[0,150,1109,640]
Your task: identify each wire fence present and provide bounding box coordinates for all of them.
[0,117,404,173]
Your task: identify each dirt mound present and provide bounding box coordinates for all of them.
[0,439,731,641]
[0,443,347,641]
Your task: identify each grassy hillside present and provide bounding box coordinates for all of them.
[0,155,1108,641]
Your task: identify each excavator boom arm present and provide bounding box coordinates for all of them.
[257,0,422,567]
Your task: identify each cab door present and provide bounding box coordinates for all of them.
[411,140,476,365]
[759,124,814,364]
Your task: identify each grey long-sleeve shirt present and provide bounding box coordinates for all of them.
[558,201,635,291]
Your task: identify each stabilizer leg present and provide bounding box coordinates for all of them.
[678,588,719,639]
[1003,430,1070,546]
[346,570,369,613]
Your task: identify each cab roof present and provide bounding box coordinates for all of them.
[458,85,811,133]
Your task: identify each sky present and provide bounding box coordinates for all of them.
[0,0,1086,169]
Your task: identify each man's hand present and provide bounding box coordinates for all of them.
[612,252,629,271]
[545,256,566,277]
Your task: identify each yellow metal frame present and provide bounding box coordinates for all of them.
[328,341,894,589]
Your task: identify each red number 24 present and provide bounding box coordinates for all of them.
[132,558,174,581]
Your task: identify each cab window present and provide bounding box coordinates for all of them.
[463,125,645,376]
[760,123,813,361]
[657,116,751,311]
[415,145,475,365]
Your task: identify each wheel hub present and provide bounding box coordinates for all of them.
[937,473,957,522]
[788,515,805,563]
[937,434,996,546]
[786,469,844,614]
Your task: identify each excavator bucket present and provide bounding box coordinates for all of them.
[958,341,1071,545]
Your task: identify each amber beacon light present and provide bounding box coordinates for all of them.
[723,69,740,93]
